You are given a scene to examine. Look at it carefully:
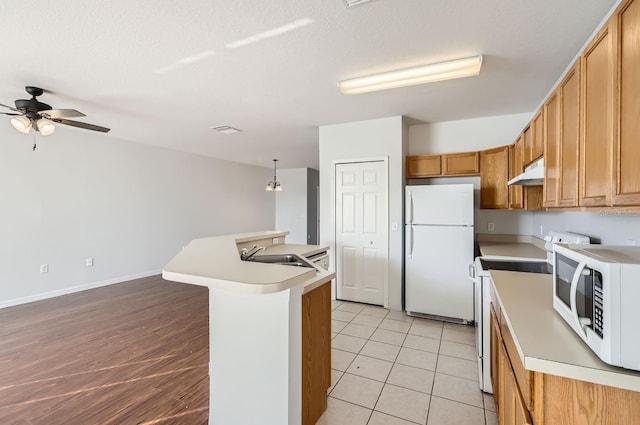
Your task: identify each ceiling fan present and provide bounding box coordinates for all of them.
[0,86,111,137]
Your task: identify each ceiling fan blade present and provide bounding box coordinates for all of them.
[42,109,86,119]
[0,103,21,113]
[54,118,111,133]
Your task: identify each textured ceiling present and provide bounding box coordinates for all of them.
[0,0,617,169]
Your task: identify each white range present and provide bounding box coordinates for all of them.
[470,231,590,393]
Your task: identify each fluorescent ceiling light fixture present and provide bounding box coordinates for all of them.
[36,118,56,136]
[212,125,241,134]
[10,116,32,133]
[225,18,313,49]
[338,55,483,95]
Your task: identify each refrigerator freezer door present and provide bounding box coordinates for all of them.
[405,184,473,226]
[405,225,474,321]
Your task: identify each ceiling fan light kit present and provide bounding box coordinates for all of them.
[36,118,56,136]
[338,55,483,94]
[1,86,111,141]
[10,115,32,133]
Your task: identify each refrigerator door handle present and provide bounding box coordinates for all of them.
[406,190,413,224]
[407,225,413,258]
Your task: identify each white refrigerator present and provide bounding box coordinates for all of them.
[405,184,474,322]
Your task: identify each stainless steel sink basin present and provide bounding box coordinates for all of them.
[245,254,313,268]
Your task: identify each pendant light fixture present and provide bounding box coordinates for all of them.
[266,159,283,191]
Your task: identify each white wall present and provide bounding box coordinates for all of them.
[0,125,274,307]
[532,211,640,245]
[319,116,406,310]
[409,113,532,155]
[275,168,308,244]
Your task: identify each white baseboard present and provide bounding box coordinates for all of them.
[0,270,162,309]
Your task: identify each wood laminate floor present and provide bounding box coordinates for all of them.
[0,276,209,425]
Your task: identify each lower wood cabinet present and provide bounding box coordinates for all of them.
[490,299,640,425]
[302,281,331,425]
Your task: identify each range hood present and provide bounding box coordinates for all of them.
[508,157,544,186]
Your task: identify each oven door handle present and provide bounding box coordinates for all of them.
[569,260,589,340]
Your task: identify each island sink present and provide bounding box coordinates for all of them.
[246,254,314,268]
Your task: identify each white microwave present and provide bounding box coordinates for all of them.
[553,244,640,371]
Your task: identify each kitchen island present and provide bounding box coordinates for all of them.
[489,270,640,424]
[163,231,334,425]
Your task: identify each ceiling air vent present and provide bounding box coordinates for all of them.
[343,0,372,7]
[212,125,241,134]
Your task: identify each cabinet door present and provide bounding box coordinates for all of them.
[614,0,640,205]
[580,21,616,206]
[490,305,501,407]
[559,61,581,207]
[509,139,524,209]
[481,146,510,209]
[500,342,515,425]
[544,91,560,207]
[532,110,544,161]
[302,281,331,425]
[442,152,480,176]
[523,126,533,166]
[406,155,441,178]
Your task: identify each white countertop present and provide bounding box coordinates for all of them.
[162,231,334,294]
[478,241,546,260]
[490,270,640,392]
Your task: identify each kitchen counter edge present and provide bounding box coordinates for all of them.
[490,270,640,392]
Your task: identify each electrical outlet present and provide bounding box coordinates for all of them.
[272,237,280,244]
[40,264,49,274]
[488,222,495,232]
[86,257,94,267]
[627,239,637,246]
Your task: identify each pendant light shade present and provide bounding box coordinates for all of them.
[10,116,32,134]
[266,159,283,191]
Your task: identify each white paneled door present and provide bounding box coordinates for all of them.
[335,161,387,305]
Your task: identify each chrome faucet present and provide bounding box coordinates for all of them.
[241,245,267,260]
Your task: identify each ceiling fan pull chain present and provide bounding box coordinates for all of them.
[32,132,37,151]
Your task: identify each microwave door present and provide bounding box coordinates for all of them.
[569,261,590,340]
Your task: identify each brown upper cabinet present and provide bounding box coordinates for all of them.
[523,126,533,166]
[442,152,480,176]
[509,136,524,209]
[544,91,560,207]
[559,61,581,207]
[406,155,441,177]
[545,61,582,208]
[614,0,640,205]
[480,146,510,209]
[406,151,479,178]
[580,20,615,207]
[532,110,544,162]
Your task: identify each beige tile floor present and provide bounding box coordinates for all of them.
[318,300,498,425]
